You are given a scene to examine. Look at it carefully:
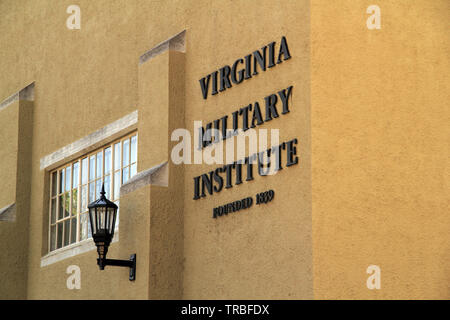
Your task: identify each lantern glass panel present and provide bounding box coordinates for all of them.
[107,207,117,234]
[98,207,106,231]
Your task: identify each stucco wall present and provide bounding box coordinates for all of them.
[311,0,450,299]
[0,0,447,300]
[0,99,33,299]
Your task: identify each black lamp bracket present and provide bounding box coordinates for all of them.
[97,254,136,281]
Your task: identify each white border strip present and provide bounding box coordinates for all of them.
[0,203,16,222]
[139,30,186,65]
[40,110,138,170]
[120,161,168,196]
[0,82,34,112]
[40,233,119,267]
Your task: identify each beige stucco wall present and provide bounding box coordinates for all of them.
[181,0,312,299]
[0,101,21,299]
[0,102,18,209]
[0,0,447,300]
[0,99,33,299]
[311,0,449,299]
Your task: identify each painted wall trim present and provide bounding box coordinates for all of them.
[40,233,119,267]
[0,82,35,112]
[121,161,168,196]
[40,110,138,171]
[0,203,16,222]
[139,30,186,65]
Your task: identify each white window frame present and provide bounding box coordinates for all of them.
[48,132,138,253]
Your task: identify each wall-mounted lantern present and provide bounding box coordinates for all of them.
[88,184,136,281]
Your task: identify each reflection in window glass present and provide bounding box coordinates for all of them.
[64,193,70,218]
[104,175,111,199]
[131,163,137,177]
[123,167,129,184]
[64,219,70,246]
[89,155,95,181]
[96,179,102,199]
[114,143,121,171]
[79,213,88,241]
[57,223,63,249]
[60,170,65,193]
[114,171,120,200]
[50,225,56,251]
[51,198,56,224]
[105,147,111,174]
[96,151,103,179]
[65,166,71,192]
[81,185,87,212]
[52,172,57,196]
[81,158,88,185]
[131,136,137,164]
[89,182,95,203]
[58,195,64,219]
[72,189,78,215]
[70,218,77,244]
[123,139,130,167]
[73,162,79,188]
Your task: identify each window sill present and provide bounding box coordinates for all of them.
[40,232,119,267]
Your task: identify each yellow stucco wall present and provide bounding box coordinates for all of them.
[0,101,21,299]
[0,99,33,299]
[0,102,18,208]
[311,0,449,299]
[0,0,448,300]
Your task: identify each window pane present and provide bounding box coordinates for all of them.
[70,217,77,244]
[51,198,56,224]
[60,170,65,193]
[58,195,64,220]
[96,151,103,179]
[104,174,111,199]
[57,222,63,249]
[73,162,79,189]
[96,179,102,199]
[81,185,87,212]
[114,142,121,170]
[81,158,88,185]
[64,192,70,218]
[131,163,137,178]
[105,147,112,174]
[89,155,95,181]
[122,166,129,184]
[89,182,95,202]
[64,219,70,246]
[50,225,56,251]
[123,139,130,166]
[52,172,57,196]
[114,171,120,200]
[79,213,88,241]
[88,217,92,238]
[65,166,71,192]
[72,189,78,215]
[131,135,137,164]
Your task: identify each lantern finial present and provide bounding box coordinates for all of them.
[100,183,106,198]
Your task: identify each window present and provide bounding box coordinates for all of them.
[48,132,138,252]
